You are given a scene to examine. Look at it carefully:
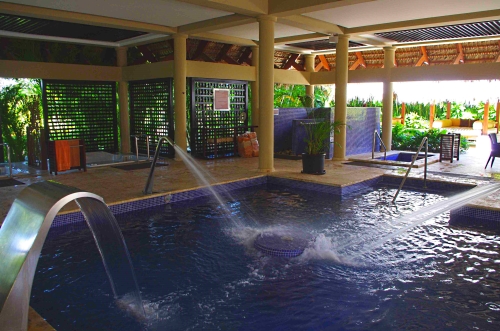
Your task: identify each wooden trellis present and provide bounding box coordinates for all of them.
[190,78,249,159]
[129,78,174,158]
[42,80,118,153]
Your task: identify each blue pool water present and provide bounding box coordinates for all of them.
[376,152,433,162]
[31,184,500,330]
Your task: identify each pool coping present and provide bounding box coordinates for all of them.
[348,150,440,168]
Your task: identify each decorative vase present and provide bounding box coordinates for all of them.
[301,153,326,175]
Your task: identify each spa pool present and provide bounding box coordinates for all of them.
[31,183,500,330]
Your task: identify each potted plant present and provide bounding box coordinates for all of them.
[301,113,343,175]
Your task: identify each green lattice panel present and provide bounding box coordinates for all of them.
[42,80,118,152]
[190,78,248,158]
[129,79,174,158]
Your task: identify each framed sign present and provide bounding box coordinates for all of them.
[213,88,230,110]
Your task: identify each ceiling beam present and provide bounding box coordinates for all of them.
[453,43,464,64]
[346,9,500,35]
[415,46,429,66]
[0,2,177,34]
[349,52,366,70]
[176,0,267,16]
[282,53,300,70]
[269,0,375,17]
[190,32,257,46]
[316,55,331,71]
[178,14,256,35]
[277,15,344,35]
[274,33,328,45]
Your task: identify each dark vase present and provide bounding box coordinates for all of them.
[301,153,326,175]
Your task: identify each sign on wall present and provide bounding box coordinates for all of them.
[213,88,230,110]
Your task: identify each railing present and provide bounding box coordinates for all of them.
[131,134,150,161]
[393,137,428,203]
[372,130,387,160]
[143,136,174,195]
[0,143,12,178]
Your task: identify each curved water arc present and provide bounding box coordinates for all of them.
[0,181,144,331]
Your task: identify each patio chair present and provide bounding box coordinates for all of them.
[484,133,500,168]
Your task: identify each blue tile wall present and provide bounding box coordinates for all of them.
[50,175,495,233]
[450,206,500,231]
[345,107,381,156]
[380,175,475,192]
[275,107,381,157]
[52,176,267,228]
[274,108,308,153]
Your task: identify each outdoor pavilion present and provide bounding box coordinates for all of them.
[1,0,500,172]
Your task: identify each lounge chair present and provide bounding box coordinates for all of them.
[484,133,500,168]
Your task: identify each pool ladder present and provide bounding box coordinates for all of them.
[131,134,150,161]
[393,137,428,203]
[144,136,174,195]
[372,130,387,160]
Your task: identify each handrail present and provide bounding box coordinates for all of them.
[143,136,174,195]
[372,130,387,160]
[393,137,428,203]
[0,143,12,178]
[131,134,150,161]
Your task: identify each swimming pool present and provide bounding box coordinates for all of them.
[31,182,500,330]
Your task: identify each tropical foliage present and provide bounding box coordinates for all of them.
[391,123,469,152]
[0,79,42,162]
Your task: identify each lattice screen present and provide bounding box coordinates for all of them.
[190,78,248,158]
[42,80,118,152]
[129,78,174,157]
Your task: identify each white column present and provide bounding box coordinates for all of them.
[251,46,260,137]
[382,46,396,151]
[174,34,188,158]
[333,34,349,160]
[257,15,277,172]
[305,54,315,107]
[116,47,130,154]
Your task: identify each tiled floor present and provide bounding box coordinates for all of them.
[1,134,499,225]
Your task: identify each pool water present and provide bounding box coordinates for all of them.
[376,152,433,162]
[31,184,500,330]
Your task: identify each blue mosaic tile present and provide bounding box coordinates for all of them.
[50,177,267,228]
[345,107,381,156]
[380,175,474,192]
[450,206,500,231]
[274,108,308,153]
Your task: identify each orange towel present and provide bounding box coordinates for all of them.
[55,140,71,171]
[68,139,81,167]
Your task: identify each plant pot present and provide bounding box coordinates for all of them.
[301,153,326,175]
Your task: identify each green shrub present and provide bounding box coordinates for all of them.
[391,124,469,153]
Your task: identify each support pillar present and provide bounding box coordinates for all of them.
[382,46,396,151]
[116,47,130,154]
[257,15,276,172]
[305,54,315,107]
[483,101,490,135]
[333,34,350,160]
[251,46,260,137]
[174,34,188,158]
[446,101,451,119]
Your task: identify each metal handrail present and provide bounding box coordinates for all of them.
[131,134,150,161]
[0,143,12,178]
[392,137,428,203]
[372,130,387,160]
[143,136,174,195]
